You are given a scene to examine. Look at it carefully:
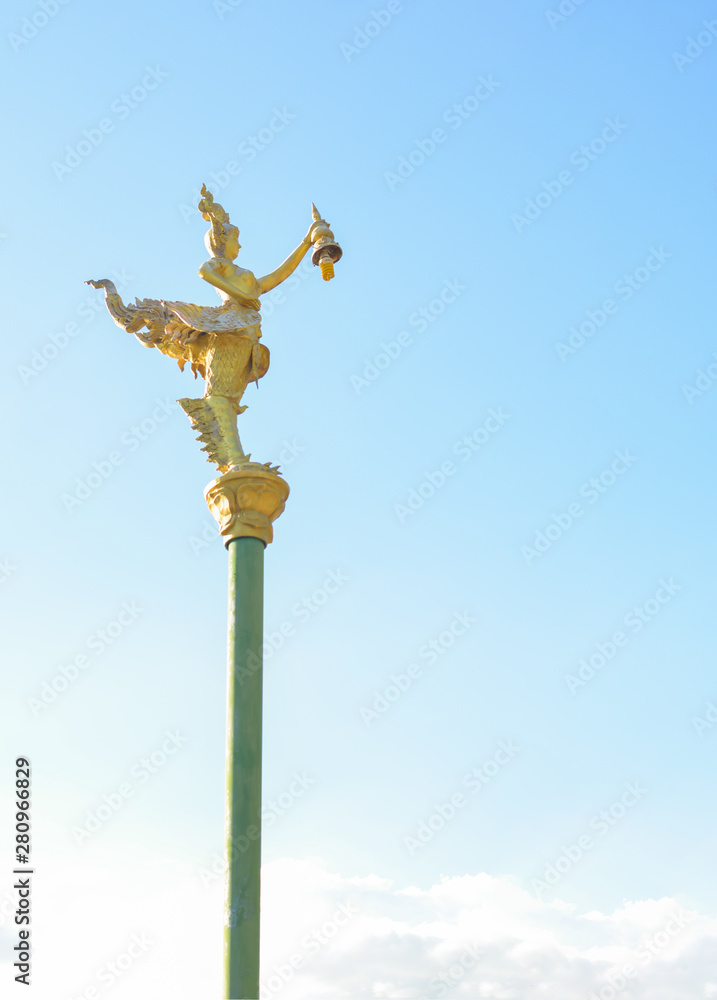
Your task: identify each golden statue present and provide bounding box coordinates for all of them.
[87,186,341,476]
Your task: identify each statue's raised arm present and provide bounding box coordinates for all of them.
[257,204,342,294]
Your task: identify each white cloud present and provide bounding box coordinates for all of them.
[259,859,717,1000]
[1,853,716,999]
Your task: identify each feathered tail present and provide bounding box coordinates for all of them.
[177,396,248,473]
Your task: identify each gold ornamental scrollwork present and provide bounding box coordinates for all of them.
[204,465,290,547]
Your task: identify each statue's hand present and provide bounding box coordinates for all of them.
[304,219,326,246]
[86,277,119,297]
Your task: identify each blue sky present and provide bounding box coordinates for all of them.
[2,1,717,997]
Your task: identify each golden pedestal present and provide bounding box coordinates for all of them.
[204,464,290,547]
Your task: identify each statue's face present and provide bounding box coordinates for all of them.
[223,229,241,261]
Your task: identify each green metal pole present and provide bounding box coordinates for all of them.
[224,535,264,1000]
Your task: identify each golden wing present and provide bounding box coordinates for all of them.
[86,279,207,378]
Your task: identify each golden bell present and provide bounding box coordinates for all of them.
[310,203,343,280]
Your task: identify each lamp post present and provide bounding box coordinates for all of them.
[205,465,289,999]
[224,535,264,997]
[88,187,341,1000]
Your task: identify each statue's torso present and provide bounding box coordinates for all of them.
[210,261,261,308]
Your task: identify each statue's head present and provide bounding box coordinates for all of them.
[198,184,241,260]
